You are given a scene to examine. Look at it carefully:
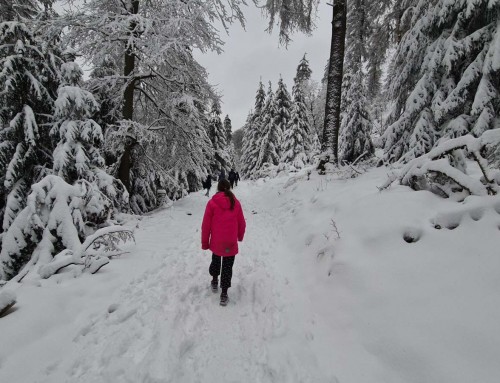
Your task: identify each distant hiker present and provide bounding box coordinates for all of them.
[202,175,212,197]
[235,171,240,187]
[228,169,237,188]
[201,179,246,306]
[218,169,226,182]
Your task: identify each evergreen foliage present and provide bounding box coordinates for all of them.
[224,115,233,145]
[208,100,232,173]
[262,0,320,45]
[281,83,312,169]
[274,77,293,153]
[383,0,500,163]
[339,0,374,164]
[241,81,266,177]
[294,54,312,87]
[256,82,281,170]
[0,21,60,233]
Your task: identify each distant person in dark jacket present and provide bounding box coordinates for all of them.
[202,175,212,197]
[235,172,240,186]
[228,169,237,188]
[218,169,226,182]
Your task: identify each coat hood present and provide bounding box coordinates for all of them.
[212,192,233,210]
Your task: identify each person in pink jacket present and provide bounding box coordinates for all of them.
[201,179,246,306]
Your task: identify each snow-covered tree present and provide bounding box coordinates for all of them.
[52,49,128,211]
[281,83,312,169]
[241,81,266,177]
[256,82,281,170]
[294,54,313,88]
[293,54,320,154]
[232,127,245,170]
[224,115,233,145]
[383,0,500,163]
[274,77,292,154]
[321,0,347,164]
[0,21,60,233]
[58,0,247,209]
[208,100,231,172]
[339,0,374,164]
[52,50,104,183]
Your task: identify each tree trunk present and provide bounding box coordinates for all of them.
[321,0,347,164]
[118,0,140,191]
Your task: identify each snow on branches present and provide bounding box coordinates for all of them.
[384,129,500,199]
[0,175,133,281]
[38,226,135,279]
[383,0,500,163]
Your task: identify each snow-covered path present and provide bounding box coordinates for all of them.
[3,170,500,383]
[32,181,337,382]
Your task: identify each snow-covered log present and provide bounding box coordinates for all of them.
[0,290,16,317]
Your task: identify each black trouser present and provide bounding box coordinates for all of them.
[229,180,235,188]
[209,254,235,289]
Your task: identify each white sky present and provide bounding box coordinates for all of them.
[194,4,332,131]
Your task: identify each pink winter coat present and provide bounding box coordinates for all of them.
[201,192,246,256]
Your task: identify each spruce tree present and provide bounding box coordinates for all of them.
[274,77,292,157]
[294,54,320,154]
[339,0,374,164]
[294,54,312,88]
[0,21,59,233]
[256,82,281,170]
[52,49,105,184]
[224,115,232,144]
[281,83,312,169]
[241,81,266,177]
[208,100,231,172]
[383,0,500,163]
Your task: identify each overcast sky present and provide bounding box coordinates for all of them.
[194,5,332,131]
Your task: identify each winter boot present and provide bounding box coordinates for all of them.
[211,277,218,293]
[220,288,229,306]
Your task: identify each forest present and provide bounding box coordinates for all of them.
[1,1,500,382]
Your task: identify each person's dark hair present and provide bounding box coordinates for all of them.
[218,179,235,210]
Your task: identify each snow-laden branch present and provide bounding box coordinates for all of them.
[382,129,500,198]
[38,226,135,279]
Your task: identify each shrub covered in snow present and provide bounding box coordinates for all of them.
[0,175,133,281]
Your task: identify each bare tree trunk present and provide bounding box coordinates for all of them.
[321,0,347,164]
[118,0,140,191]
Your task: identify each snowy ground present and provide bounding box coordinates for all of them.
[1,167,500,382]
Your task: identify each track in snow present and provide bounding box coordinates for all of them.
[38,181,338,383]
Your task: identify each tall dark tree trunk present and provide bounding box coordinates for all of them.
[118,0,140,191]
[321,0,347,164]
